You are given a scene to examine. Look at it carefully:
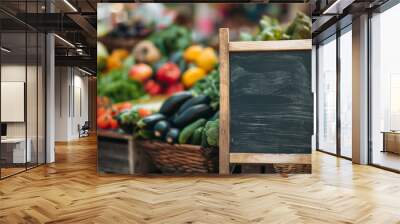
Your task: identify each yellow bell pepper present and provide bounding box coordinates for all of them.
[183,45,203,62]
[112,49,129,60]
[195,47,218,72]
[107,49,129,70]
[182,67,206,88]
[107,55,122,71]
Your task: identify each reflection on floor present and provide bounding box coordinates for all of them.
[1,167,25,178]
[1,136,400,223]
[373,150,400,171]
[0,162,43,178]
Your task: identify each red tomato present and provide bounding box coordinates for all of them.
[129,63,153,83]
[144,79,162,96]
[118,102,133,112]
[165,83,184,95]
[97,107,108,117]
[112,102,132,114]
[138,108,152,118]
[109,118,119,129]
[97,114,111,129]
[156,62,180,85]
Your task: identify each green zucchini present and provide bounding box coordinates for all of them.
[137,113,165,129]
[153,120,170,138]
[176,95,211,115]
[191,127,204,145]
[165,128,180,144]
[159,91,193,116]
[178,119,207,144]
[172,104,213,128]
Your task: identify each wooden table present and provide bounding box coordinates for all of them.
[382,131,400,154]
[97,130,155,174]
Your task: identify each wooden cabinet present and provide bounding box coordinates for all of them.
[382,132,400,154]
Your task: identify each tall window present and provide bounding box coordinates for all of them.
[340,27,352,158]
[371,3,400,171]
[318,36,337,154]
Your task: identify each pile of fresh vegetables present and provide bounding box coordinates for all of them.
[135,91,219,147]
[240,12,311,41]
[98,24,219,99]
[97,23,219,132]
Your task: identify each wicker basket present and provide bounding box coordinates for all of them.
[98,35,148,51]
[136,140,218,174]
[273,164,311,175]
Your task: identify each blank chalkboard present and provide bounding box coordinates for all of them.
[218,28,312,174]
[229,51,313,154]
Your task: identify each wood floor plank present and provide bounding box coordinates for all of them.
[0,135,400,223]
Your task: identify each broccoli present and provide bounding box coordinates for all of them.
[204,119,219,147]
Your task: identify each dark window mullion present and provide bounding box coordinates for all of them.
[336,27,341,157]
[36,0,39,168]
[0,17,2,179]
[25,0,28,171]
[316,45,320,151]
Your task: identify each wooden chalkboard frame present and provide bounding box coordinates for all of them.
[219,28,312,174]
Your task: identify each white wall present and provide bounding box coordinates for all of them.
[55,67,89,141]
[55,66,69,141]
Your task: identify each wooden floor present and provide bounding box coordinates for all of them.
[1,167,26,178]
[1,136,400,223]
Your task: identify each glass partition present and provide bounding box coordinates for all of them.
[38,32,45,165]
[1,30,28,178]
[0,1,46,179]
[27,30,38,169]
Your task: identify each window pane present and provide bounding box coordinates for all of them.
[318,37,337,154]
[371,4,400,171]
[340,28,352,158]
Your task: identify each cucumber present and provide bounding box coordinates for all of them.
[165,128,180,144]
[191,127,204,145]
[137,129,153,139]
[178,119,207,144]
[153,120,170,138]
[201,127,209,148]
[176,95,211,115]
[137,113,165,129]
[173,104,213,128]
[159,91,193,116]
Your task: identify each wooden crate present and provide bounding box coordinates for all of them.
[97,130,156,175]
